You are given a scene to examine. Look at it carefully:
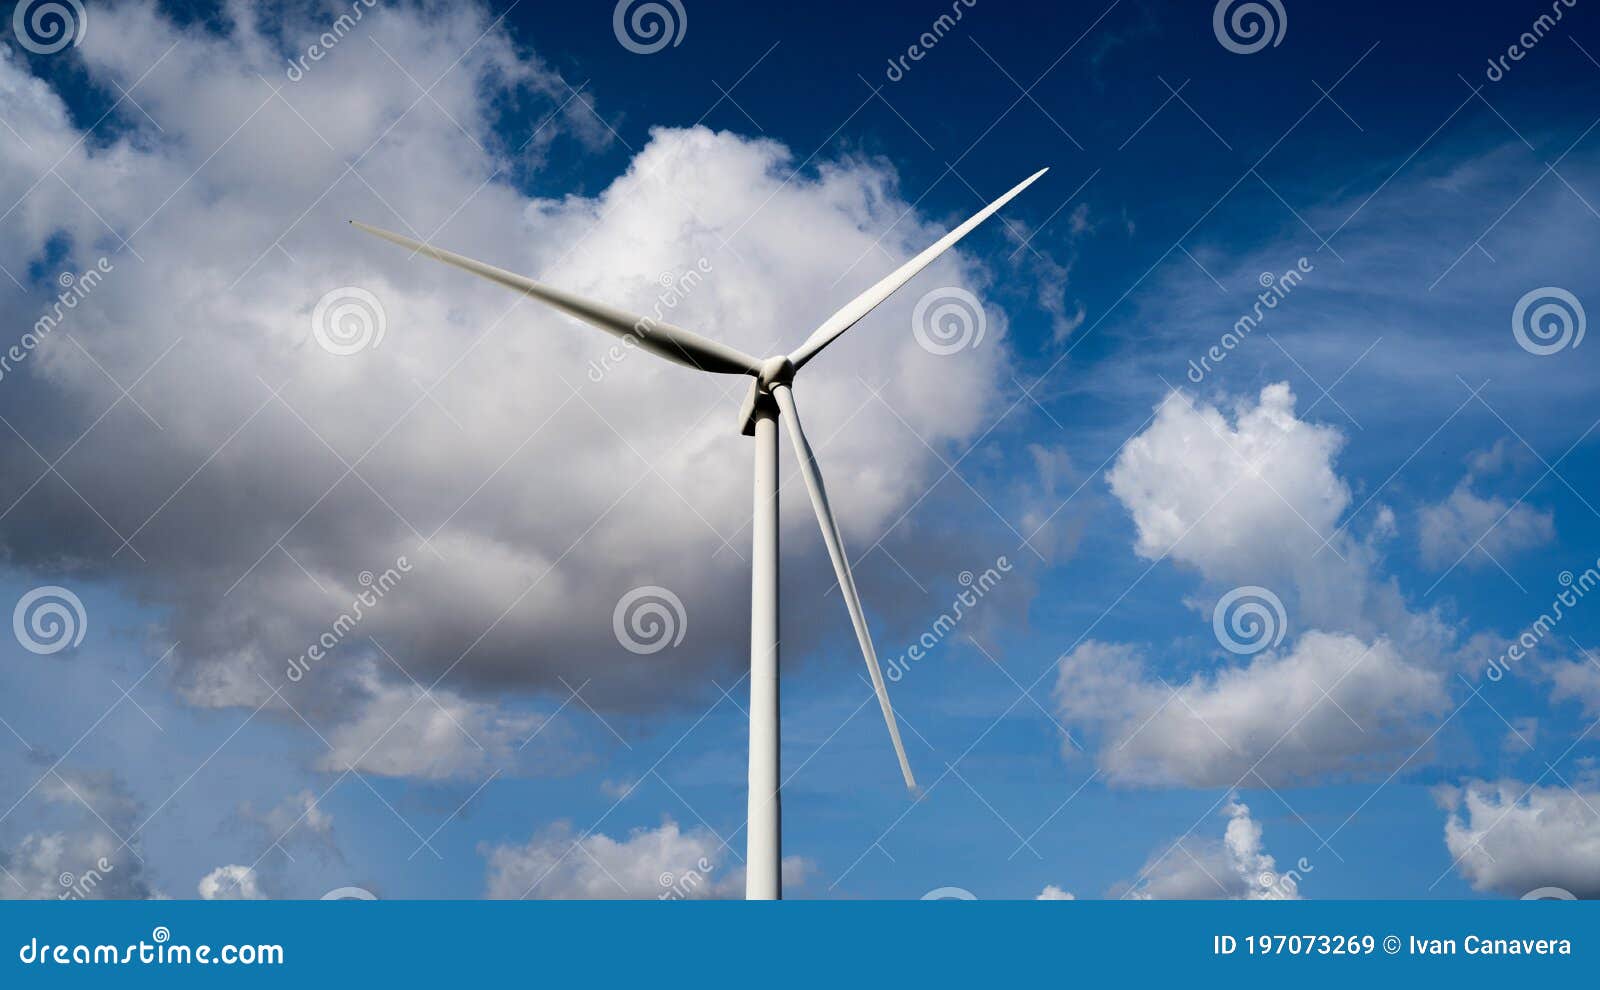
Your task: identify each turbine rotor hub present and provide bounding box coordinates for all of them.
[756,355,795,389]
[738,357,794,436]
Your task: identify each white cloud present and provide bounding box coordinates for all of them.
[1036,884,1075,900]
[0,831,147,900]
[1468,438,1529,477]
[1549,659,1600,717]
[1056,632,1447,787]
[1440,781,1600,898]
[1419,485,1553,569]
[1116,799,1300,900]
[1070,384,1465,787]
[0,765,151,900]
[198,865,266,900]
[1106,383,1350,584]
[0,0,1022,781]
[480,820,807,900]
[1104,384,1456,654]
[241,790,333,838]
[316,661,541,780]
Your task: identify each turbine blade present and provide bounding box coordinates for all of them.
[770,384,915,791]
[787,168,1048,370]
[349,221,761,376]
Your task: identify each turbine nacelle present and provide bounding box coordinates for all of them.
[757,354,795,389]
[737,355,796,436]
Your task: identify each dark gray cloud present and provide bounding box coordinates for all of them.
[0,2,1051,779]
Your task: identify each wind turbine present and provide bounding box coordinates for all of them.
[350,166,1046,899]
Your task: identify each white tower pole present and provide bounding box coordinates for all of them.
[348,170,1049,903]
[746,397,781,900]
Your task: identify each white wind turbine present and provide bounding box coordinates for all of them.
[350,166,1046,899]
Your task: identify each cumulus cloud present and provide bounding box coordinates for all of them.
[1116,799,1301,900]
[1549,658,1600,717]
[481,819,806,899]
[200,789,347,899]
[244,790,333,839]
[1106,383,1350,583]
[0,831,148,901]
[1440,781,1600,898]
[1103,384,1454,654]
[1065,384,1464,787]
[1036,884,1075,900]
[1056,634,1447,787]
[0,1,1023,781]
[0,765,151,900]
[198,864,266,900]
[1418,485,1553,570]
[314,660,542,780]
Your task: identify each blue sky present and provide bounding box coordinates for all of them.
[2,0,1599,900]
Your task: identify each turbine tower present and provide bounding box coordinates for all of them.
[350,166,1046,899]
